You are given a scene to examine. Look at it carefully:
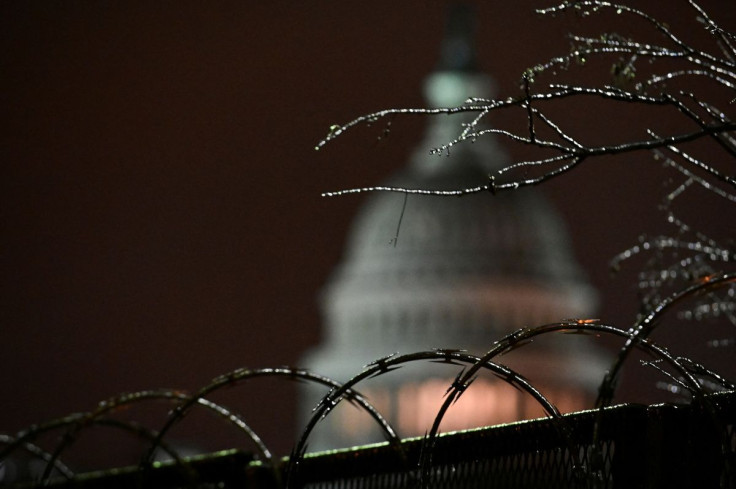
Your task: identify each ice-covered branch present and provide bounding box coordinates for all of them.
[317,1,734,199]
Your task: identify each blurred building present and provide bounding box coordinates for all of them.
[301,6,606,450]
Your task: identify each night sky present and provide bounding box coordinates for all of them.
[2,1,733,469]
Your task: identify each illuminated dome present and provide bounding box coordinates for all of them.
[301,6,607,450]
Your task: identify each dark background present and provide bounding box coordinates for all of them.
[1,1,733,469]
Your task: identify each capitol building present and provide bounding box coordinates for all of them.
[301,8,607,450]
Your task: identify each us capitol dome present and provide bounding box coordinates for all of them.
[301,6,608,450]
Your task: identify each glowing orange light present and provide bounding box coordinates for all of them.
[575,318,600,324]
